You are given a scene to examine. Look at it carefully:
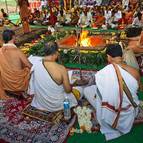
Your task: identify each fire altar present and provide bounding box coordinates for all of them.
[57,30,106,51]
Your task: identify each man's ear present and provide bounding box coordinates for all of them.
[107,55,112,63]
[54,52,59,60]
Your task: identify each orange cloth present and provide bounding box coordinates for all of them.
[93,15,105,28]
[19,0,31,33]
[0,49,30,99]
[125,11,133,24]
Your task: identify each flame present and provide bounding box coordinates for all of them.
[80,31,91,47]
[58,30,106,48]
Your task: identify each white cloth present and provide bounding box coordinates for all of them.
[114,11,122,22]
[78,12,92,26]
[104,10,111,24]
[28,56,78,112]
[65,13,71,24]
[84,85,97,109]
[96,0,102,6]
[123,49,139,70]
[84,64,139,140]
[119,42,139,70]
[132,17,142,27]
[122,0,129,9]
[108,16,118,28]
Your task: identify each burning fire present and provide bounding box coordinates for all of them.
[58,30,105,48]
[80,31,91,47]
[79,30,105,47]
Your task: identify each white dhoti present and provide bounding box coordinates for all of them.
[28,56,83,112]
[84,64,139,140]
[84,85,97,109]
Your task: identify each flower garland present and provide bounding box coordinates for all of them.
[73,106,92,133]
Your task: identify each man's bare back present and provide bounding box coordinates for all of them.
[43,61,72,93]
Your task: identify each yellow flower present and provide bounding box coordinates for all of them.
[24,43,33,46]
[111,32,116,36]
[80,50,88,54]
[40,34,45,39]
[21,47,30,53]
[89,51,99,54]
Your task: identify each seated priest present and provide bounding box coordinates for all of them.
[48,9,57,26]
[92,11,105,29]
[118,12,127,30]
[78,9,92,28]
[84,44,140,141]
[28,42,83,112]
[0,29,32,99]
[70,10,79,26]
[126,27,143,54]
[126,27,143,74]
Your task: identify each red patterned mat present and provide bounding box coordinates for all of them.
[0,98,76,143]
[0,99,143,143]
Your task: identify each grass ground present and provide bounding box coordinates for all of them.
[67,124,143,143]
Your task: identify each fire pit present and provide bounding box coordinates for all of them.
[57,30,106,51]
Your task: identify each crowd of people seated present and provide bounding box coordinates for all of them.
[25,0,143,30]
[0,0,142,30]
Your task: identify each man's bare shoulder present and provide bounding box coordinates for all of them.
[123,64,140,81]
[57,63,67,73]
[126,64,139,75]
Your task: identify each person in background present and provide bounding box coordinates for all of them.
[0,9,8,19]
[132,11,143,27]
[78,7,92,27]
[126,27,143,53]
[118,12,128,29]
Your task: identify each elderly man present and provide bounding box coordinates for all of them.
[84,44,140,140]
[0,29,32,99]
